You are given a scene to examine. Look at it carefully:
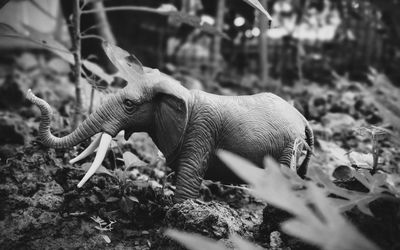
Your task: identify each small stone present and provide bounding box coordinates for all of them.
[269,231,283,249]
[15,53,38,71]
[321,112,356,134]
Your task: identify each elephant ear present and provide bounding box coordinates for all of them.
[102,41,144,83]
[153,84,189,159]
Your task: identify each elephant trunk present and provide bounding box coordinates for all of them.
[26,89,102,148]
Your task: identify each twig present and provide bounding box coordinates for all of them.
[80,24,102,35]
[81,6,165,15]
[89,87,95,114]
[72,0,83,128]
[81,34,105,41]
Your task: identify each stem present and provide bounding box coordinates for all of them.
[258,0,269,87]
[371,134,379,174]
[211,0,225,79]
[81,6,165,15]
[89,87,95,114]
[72,0,83,129]
[81,34,105,41]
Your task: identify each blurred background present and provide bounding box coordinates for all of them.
[1,0,400,91]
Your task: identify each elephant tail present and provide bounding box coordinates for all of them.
[297,123,314,177]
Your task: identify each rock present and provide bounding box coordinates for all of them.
[310,122,333,140]
[47,57,70,75]
[321,113,356,134]
[155,199,257,250]
[165,199,247,239]
[15,53,38,71]
[32,181,64,211]
[0,112,31,145]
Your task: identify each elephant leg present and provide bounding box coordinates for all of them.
[278,144,295,171]
[173,150,211,203]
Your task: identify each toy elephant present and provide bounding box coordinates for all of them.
[27,42,314,203]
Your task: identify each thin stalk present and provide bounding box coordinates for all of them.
[81,6,164,15]
[258,0,269,86]
[212,0,226,79]
[72,0,83,129]
[89,87,95,114]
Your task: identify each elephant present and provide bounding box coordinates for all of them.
[26,42,314,203]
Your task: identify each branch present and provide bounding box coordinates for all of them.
[72,0,83,128]
[81,6,164,15]
[81,34,105,41]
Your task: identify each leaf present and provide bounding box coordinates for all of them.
[281,183,379,250]
[308,166,355,200]
[119,196,133,214]
[0,23,113,84]
[80,162,114,177]
[123,152,147,169]
[101,234,111,243]
[218,151,380,250]
[217,150,315,221]
[348,152,373,169]
[22,24,74,63]
[229,234,261,250]
[102,41,144,83]
[242,0,272,23]
[126,195,139,203]
[82,60,114,84]
[165,229,228,250]
[217,150,266,186]
[106,196,120,203]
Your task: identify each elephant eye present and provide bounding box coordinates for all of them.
[123,99,136,110]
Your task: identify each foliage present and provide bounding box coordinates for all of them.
[354,126,392,172]
[0,23,113,86]
[167,151,381,250]
[90,216,115,243]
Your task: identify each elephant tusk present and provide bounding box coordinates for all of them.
[77,133,112,188]
[69,133,102,164]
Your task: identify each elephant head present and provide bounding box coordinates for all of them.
[27,42,191,188]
